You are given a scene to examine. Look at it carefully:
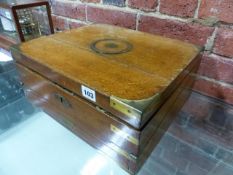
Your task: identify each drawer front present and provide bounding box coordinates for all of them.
[16,63,140,156]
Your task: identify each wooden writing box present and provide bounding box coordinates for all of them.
[11,24,201,174]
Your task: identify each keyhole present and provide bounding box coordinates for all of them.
[60,97,64,103]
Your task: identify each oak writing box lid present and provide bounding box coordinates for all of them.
[12,24,202,128]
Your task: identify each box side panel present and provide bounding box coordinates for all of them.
[16,63,141,156]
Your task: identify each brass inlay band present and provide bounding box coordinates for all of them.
[90,38,133,55]
[110,96,142,119]
[109,143,137,162]
[111,124,139,146]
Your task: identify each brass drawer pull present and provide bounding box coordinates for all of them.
[54,93,72,108]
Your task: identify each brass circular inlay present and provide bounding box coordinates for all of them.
[90,39,133,54]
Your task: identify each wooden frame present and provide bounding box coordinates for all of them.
[0,0,54,44]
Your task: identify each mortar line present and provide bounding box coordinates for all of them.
[85,3,88,22]
[86,3,189,23]
[136,12,140,31]
[205,27,218,52]
[53,14,86,23]
[194,0,202,18]
[191,73,233,89]
[156,0,161,12]
[125,0,129,7]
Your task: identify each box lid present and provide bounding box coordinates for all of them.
[12,24,201,128]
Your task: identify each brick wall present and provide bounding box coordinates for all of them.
[50,0,233,105]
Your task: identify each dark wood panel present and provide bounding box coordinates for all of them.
[23,89,134,174]
[17,63,141,156]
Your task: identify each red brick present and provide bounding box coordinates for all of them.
[214,28,233,58]
[160,0,198,18]
[163,149,189,171]
[169,91,233,150]
[169,112,233,152]
[81,0,100,2]
[159,134,177,152]
[137,168,154,175]
[181,92,212,120]
[194,78,233,105]
[199,0,233,24]
[68,21,86,29]
[103,0,125,7]
[168,123,197,146]
[128,0,157,11]
[138,15,214,45]
[211,163,233,175]
[175,142,218,171]
[196,138,218,155]
[147,157,177,175]
[198,54,233,84]
[52,15,68,31]
[188,163,208,175]
[52,1,86,21]
[216,149,233,166]
[87,6,136,29]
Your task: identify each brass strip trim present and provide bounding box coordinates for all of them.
[110,96,142,119]
[111,124,139,146]
[109,143,137,162]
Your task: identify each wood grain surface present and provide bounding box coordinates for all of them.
[19,24,200,100]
